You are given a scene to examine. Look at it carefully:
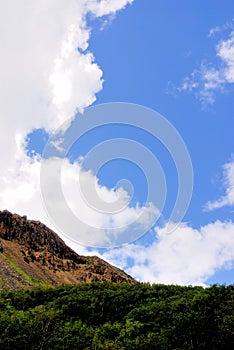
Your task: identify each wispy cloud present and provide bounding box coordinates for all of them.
[177,25,234,106]
[208,18,234,38]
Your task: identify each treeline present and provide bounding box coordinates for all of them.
[0,282,233,349]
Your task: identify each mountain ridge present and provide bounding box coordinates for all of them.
[0,210,136,290]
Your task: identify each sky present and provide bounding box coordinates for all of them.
[0,0,234,286]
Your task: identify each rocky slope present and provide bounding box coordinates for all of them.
[0,210,136,290]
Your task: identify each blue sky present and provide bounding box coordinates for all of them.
[87,0,234,224]
[1,0,234,285]
[89,1,234,284]
[87,2,234,223]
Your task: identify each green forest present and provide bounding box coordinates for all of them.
[0,283,233,349]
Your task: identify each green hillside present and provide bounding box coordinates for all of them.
[0,282,233,349]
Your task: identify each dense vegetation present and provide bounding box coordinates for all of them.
[0,283,233,349]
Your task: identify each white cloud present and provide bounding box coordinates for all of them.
[218,32,234,83]
[99,220,234,285]
[179,29,234,105]
[0,0,133,162]
[87,0,134,17]
[0,0,103,173]
[205,158,234,211]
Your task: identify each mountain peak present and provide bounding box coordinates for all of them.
[0,210,136,290]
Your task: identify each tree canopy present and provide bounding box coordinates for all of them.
[0,282,233,349]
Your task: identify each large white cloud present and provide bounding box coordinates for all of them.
[0,0,133,165]
[0,0,132,171]
[0,1,101,172]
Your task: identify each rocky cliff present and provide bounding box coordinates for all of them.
[0,210,136,290]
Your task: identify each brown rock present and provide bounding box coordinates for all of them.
[0,210,136,290]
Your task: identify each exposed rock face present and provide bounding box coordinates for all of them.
[0,210,136,290]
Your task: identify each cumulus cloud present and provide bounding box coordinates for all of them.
[205,158,234,211]
[100,220,234,285]
[0,0,133,151]
[178,28,234,105]
[0,0,133,139]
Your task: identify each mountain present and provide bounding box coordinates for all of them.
[0,210,136,290]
